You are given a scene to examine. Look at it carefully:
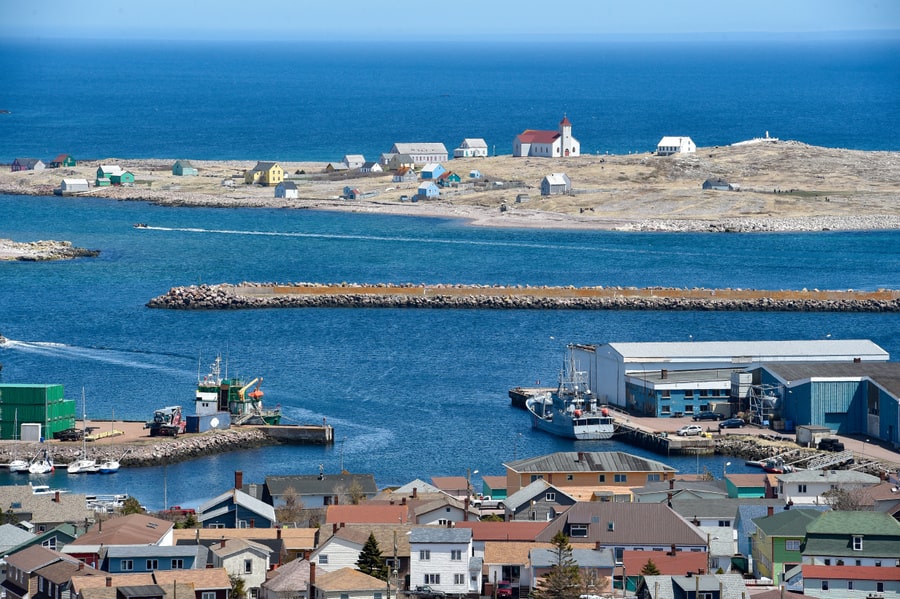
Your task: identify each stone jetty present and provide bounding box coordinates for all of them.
[147,282,900,312]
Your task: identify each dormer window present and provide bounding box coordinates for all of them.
[570,524,588,537]
[853,535,863,551]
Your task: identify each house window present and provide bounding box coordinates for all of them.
[340,594,349,599]
[718,520,731,527]
[598,474,606,483]
[614,474,627,483]
[699,593,713,599]
[823,559,831,566]
[821,581,828,590]
[878,582,884,592]
[121,560,133,571]
[454,574,465,585]
[171,559,184,569]
[785,540,800,551]
[146,559,159,570]
[424,574,440,585]
[375,595,382,599]
[662,390,671,399]
[41,538,57,550]
[848,581,854,590]
[546,492,556,501]
[684,404,693,413]
[875,560,882,567]
[852,536,863,550]
[685,390,694,399]
[570,524,588,537]
[438,519,449,526]
[647,474,661,482]
[319,554,328,564]
[420,550,431,561]
[566,474,573,481]
[798,484,807,493]
[660,405,671,415]
[202,593,216,599]
[451,550,462,561]
[244,559,253,574]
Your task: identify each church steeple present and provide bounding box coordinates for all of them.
[559,114,573,156]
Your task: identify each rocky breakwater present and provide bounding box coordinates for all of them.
[0,238,100,261]
[147,282,900,313]
[0,427,272,468]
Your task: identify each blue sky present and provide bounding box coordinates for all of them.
[2,0,898,41]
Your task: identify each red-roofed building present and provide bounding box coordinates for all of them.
[324,504,409,526]
[622,548,707,583]
[802,564,900,597]
[513,115,579,158]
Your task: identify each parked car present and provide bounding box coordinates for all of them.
[719,418,745,429]
[677,424,703,436]
[497,581,513,599]
[53,427,84,441]
[693,411,724,421]
[818,437,845,452]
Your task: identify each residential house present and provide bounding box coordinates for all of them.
[370,479,444,501]
[408,527,476,596]
[430,477,470,501]
[310,567,386,599]
[535,502,708,564]
[452,139,488,158]
[621,548,707,593]
[636,574,749,599]
[502,479,577,522]
[96,165,126,187]
[725,473,767,499]
[859,481,900,516]
[391,167,417,183]
[261,557,310,599]
[482,541,550,596]
[632,478,728,504]
[244,162,284,186]
[802,510,900,567]
[49,154,76,168]
[103,545,208,573]
[388,144,448,165]
[513,115,579,158]
[4,524,81,556]
[33,557,97,599]
[777,470,881,505]
[71,570,230,599]
[323,163,348,173]
[702,178,735,191]
[801,565,900,598]
[378,153,396,167]
[751,507,822,582]
[274,181,299,200]
[0,523,36,556]
[310,523,411,578]
[173,528,317,564]
[540,173,571,196]
[172,161,198,176]
[480,476,507,500]
[11,158,45,172]
[109,171,135,185]
[152,569,233,599]
[387,154,416,171]
[529,547,614,596]
[419,164,446,180]
[59,178,90,194]
[263,474,378,509]
[63,514,174,569]
[656,136,697,156]
[0,486,93,533]
[2,545,80,599]
[435,172,460,187]
[410,497,478,526]
[341,155,365,170]
[359,162,382,174]
[503,451,677,497]
[324,504,410,527]
[415,182,440,200]
[210,538,272,599]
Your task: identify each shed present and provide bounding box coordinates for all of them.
[172,160,198,176]
[469,170,482,179]
[60,178,89,194]
[540,172,571,196]
[702,178,734,191]
[275,181,299,199]
[795,425,833,447]
[416,182,440,200]
[324,162,348,173]
[359,161,382,174]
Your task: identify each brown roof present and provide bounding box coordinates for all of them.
[516,130,560,144]
[325,504,409,524]
[172,527,317,551]
[314,567,385,592]
[725,473,767,487]
[861,481,900,503]
[484,541,553,566]
[480,476,506,490]
[430,476,468,492]
[5,545,74,573]
[71,574,155,594]
[622,549,707,575]
[33,559,86,584]
[153,569,231,590]
[329,524,414,555]
[263,559,310,591]
[210,537,271,559]
[71,514,173,547]
[453,521,550,542]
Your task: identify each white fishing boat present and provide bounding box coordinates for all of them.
[28,450,54,474]
[8,409,29,473]
[525,344,616,440]
[67,389,98,474]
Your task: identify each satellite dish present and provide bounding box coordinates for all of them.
[210,417,219,428]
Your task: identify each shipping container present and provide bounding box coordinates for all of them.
[186,412,231,433]
[0,384,76,439]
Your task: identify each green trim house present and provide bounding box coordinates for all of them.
[49,154,76,168]
[751,508,823,582]
[172,160,198,176]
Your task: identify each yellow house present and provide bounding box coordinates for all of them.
[504,451,677,498]
[244,161,284,186]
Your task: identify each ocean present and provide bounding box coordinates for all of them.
[0,38,898,509]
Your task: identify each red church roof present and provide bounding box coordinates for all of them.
[516,129,560,144]
[560,115,572,126]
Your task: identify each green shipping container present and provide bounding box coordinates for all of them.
[0,385,75,440]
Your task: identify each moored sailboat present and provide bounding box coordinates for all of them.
[8,409,29,473]
[67,388,98,474]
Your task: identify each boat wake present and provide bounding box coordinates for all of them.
[2,338,194,375]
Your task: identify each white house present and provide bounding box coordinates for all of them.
[513,115,579,158]
[540,173,571,196]
[453,138,489,158]
[310,524,412,574]
[777,470,881,505]
[389,143,448,165]
[360,161,383,174]
[409,527,477,596]
[275,181,299,199]
[210,538,272,599]
[656,136,696,156]
[60,178,89,193]
[342,155,366,170]
[312,567,387,599]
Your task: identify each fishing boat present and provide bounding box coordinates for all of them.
[196,356,281,425]
[525,345,616,440]
[67,389,98,474]
[8,409,29,473]
[28,450,54,474]
[762,456,794,474]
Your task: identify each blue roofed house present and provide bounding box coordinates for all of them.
[103,545,209,573]
[198,487,277,529]
[409,527,478,596]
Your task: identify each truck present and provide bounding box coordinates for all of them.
[145,406,186,437]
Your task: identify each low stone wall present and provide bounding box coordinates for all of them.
[147,283,900,313]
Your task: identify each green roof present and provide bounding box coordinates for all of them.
[803,511,900,558]
[806,511,900,535]
[753,508,823,537]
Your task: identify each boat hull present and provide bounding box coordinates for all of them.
[526,398,615,440]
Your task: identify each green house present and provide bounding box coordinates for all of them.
[0,384,76,439]
[172,160,198,176]
[110,171,135,185]
[752,508,823,582]
[49,154,76,168]
[725,473,767,498]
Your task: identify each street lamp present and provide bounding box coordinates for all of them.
[466,468,479,499]
[723,461,732,479]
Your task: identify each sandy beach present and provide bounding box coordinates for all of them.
[2,140,899,234]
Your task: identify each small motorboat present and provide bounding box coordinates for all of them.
[133,223,148,229]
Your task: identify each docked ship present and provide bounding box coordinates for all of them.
[195,356,281,426]
[525,346,616,440]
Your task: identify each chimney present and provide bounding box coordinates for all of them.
[669,479,675,490]
[402,497,407,505]
[767,505,774,517]
[235,471,243,490]
[310,562,316,586]
[78,562,85,571]
[54,491,61,503]
[661,369,668,379]
[464,497,469,521]
[669,544,676,556]
[277,528,282,540]
[333,523,338,534]
[667,492,673,506]
[303,550,311,561]
[106,577,112,588]
[220,539,226,549]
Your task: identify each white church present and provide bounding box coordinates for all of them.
[513,115,580,158]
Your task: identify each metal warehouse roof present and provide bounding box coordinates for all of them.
[506,451,676,473]
[763,361,900,397]
[605,339,888,362]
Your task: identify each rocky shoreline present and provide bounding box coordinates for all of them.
[0,238,100,261]
[147,283,900,313]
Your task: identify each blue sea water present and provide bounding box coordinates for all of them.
[0,38,899,509]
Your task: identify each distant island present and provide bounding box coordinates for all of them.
[2,140,898,233]
[0,238,100,261]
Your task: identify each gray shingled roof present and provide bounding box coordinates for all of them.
[409,527,472,544]
[265,473,377,497]
[670,497,781,520]
[506,451,676,474]
[530,547,614,568]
